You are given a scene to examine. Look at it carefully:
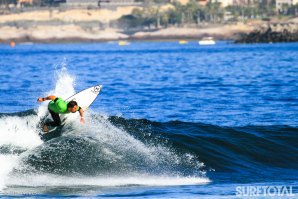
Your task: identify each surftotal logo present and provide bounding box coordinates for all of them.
[92,86,101,94]
[236,185,295,197]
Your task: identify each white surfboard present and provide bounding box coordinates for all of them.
[65,84,102,111]
[42,84,102,133]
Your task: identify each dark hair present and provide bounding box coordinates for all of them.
[67,101,78,108]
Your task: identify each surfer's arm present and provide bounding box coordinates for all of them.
[37,95,57,102]
[78,107,85,124]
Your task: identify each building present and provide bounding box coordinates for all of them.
[200,0,241,7]
[66,0,99,7]
[231,0,252,6]
[18,0,66,7]
[65,0,137,7]
[276,0,298,12]
[99,0,138,6]
[210,0,234,7]
[18,0,33,5]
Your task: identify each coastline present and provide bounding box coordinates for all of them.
[0,23,254,43]
[0,8,297,44]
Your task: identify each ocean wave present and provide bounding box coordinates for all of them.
[108,116,298,172]
[1,110,204,180]
[1,110,297,184]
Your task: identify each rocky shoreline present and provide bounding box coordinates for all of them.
[235,23,298,43]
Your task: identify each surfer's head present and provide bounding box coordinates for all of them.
[67,101,78,113]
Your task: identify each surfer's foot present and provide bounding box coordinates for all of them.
[43,125,49,133]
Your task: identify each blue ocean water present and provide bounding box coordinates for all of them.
[0,41,297,198]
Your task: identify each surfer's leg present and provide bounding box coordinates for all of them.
[46,109,61,127]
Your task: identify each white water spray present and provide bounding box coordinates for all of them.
[1,65,209,194]
[0,64,77,192]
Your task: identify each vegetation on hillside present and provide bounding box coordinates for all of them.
[117,0,298,29]
[0,0,297,30]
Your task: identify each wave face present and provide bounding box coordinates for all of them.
[0,67,207,191]
[0,110,209,190]
[108,117,298,174]
[13,114,204,177]
[1,111,297,177]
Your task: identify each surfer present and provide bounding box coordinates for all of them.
[37,96,85,132]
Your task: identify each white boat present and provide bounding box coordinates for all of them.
[198,37,216,45]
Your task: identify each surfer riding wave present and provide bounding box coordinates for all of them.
[37,96,85,133]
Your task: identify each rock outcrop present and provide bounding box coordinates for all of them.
[235,23,298,43]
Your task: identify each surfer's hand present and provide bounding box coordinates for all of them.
[80,117,85,125]
[37,97,43,102]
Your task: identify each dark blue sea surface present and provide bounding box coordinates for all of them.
[0,41,297,198]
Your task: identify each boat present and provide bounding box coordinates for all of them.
[118,41,130,46]
[179,40,188,44]
[198,37,216,45]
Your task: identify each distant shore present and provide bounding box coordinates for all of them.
[0,8,297,44]
[0,23,254,43]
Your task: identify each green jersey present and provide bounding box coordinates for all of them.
[48,97,80,114]
[48,98,69,114]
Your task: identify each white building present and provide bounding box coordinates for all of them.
[209,0,239,7]
[276,0,298,12]
[222,0,234,7]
